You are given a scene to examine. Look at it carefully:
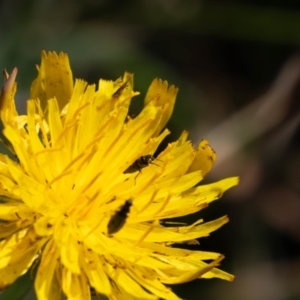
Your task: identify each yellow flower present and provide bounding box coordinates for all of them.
[0,51,238,300]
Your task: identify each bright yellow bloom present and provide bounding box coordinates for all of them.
[0,51,238,300]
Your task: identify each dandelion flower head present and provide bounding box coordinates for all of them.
[0,51,238,300]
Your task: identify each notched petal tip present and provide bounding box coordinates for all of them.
[41,50,70,62]
[144,78,179,136]
[30,50,73,112]
[188,139,217,176]
[144,78,178,107]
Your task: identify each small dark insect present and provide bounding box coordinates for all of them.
[124,155,159,176]
[112,80,128,98]
[107,199,132,235]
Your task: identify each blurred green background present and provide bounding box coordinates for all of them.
[1,0,300,299]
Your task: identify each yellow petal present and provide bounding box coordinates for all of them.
[80,251,112,295]
[35,240,60,300]
[202,266,235,281]
[144,78,178,136]
[48,98,64,147]
[30,51,73,111]
[0,173,21,199]
[61,267,90,300]
[184,177,239,201]
[188,139,217,176]
[127,265,181,300]
[26,100,45,153]
[177,130,189,145]
[0,249,37,289]
[104,262,157,300]
[47,269,63,300]
[59,230,81,274]
[0,229,45,289]
[112,72,134,101]
[158,255,224,284]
